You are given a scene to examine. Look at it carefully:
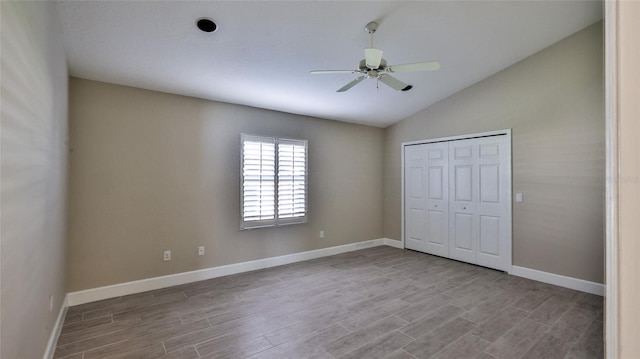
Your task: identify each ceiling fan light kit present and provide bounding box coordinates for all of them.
[310,21,440,93]
[364,48,384,70]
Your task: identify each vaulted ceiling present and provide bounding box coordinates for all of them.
[56,1,603,127]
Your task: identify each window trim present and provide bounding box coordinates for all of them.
[240,134,308,230]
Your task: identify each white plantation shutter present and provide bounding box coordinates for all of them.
[277,139,307,223]
[241,135,307,229]
[241,135,276,228]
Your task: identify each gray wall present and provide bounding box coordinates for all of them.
[1,2,69,358]
[67,78,384,291]
[383,22,604,283]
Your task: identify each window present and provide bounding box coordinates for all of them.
[241,134,307,229]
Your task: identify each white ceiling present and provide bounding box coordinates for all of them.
[55,1,602,128]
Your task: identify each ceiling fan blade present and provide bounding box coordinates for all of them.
[337,76,366,92]
[365,48,384,69]
[378,74,411,91]
[387,61,440,73]
[310,70,361,75]
[309,70,362,75]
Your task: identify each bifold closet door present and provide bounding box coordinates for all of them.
[404,133,511,272]
[449,136,510,271]
[404,143,449,257]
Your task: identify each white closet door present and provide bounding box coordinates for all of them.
[448,139,478,264]
[404,144,427,252]
[448,135,510,271]
[475,136,510,271]
[423,143,449,257]
[403,132,511,272]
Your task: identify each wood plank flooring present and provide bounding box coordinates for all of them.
[54,246,604,359]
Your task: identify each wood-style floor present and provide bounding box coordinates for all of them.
[54,246,603,359]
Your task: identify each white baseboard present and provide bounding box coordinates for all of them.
[66,238,602,308]
[511,265,604,296]
[67,238,388,306]
[42,295,68,359]
[383,238,404,249]
[381,237,603,296]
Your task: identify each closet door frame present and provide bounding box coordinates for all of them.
[400,129,513,274]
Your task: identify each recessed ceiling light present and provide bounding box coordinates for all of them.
[196,18,217,33]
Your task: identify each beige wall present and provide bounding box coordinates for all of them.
[384,22,604,283]
[67,78,384,291]
[617,0,640,356]
[0,2,69,358]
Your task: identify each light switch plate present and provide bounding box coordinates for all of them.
[516,193,523,203]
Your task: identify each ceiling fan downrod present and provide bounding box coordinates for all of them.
[365,21,378,48]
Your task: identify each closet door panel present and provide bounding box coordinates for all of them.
[476,137,510,271]
[479,215,500,255]
[427,210,445,245]
[404,145,427,252]
[449,139,479,264]
[480,164,500,203]
[454,165,473,201]
[424,143,449,257]
[453,213,474,249]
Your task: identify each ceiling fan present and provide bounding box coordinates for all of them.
[310,22,440,92]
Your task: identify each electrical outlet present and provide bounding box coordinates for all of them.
[49,294,54,312]
[198,246,205,256]
[163,250,171,261]
[319,230,325,239]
